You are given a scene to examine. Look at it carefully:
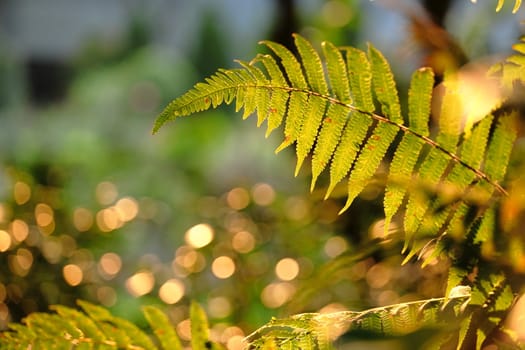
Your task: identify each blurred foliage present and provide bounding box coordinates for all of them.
[0,299,221,350]
[1,1,525,349]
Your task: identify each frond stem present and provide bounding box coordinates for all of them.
[249,84,509,197]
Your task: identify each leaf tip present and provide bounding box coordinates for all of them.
[294,160,304,177]
[275,136,293,154]
[324,183,336,200]
[338,201,351,215]
[310,176,318,193]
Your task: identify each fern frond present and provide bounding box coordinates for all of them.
[384,68,434,228]
[489,37,525,90]
[322,41,352,103]
[311,103,350,190]
[78,300,157,349]
[191,300,213,350]
[246,286,471,349]
[261,40,309,152]
[340,122,399,213]
[368,44,402,124]
[483,112,517,187]
[289,34,330,174]
[494,0,522,13]
[0,300,219,350]
[295,95,328,175]
[143,305,183,350]
[325,111,371,198]
[253,54,289,137]
[455,273,515,349]
[294,34,329,96]
[416,115,494,238]
[235,60,271,125]
[336,44,402,212]
[403,72,465,247]
[343,47,374,112]
[154,35,513,250]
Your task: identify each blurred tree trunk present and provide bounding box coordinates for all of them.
[270,0,299,51]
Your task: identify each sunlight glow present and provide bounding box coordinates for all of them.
[98,252,122,278]
[96,208,123,232]
[8,248,34,277]
[13,182,31,205]
[319,303,347,314]
[115,197,139,222]
[0,204,7,224]
[35,203,54,227]
[231,230,256,253]
[96,181,119,205]
[208,296,232,318]
[10,219,29,242]
[251,183,275,206]
[324,236,348,258]
[41,238,62,264]
[275,258,300,281]
[63,264,83,286]
[227,335,246,350]
[159,279,185,304]
[366,263,392,289]
[73,207,94,232]
[505,293,525,341]
[0,303,8,322]
[261,282,296,308]
[211,256,235,279]
[226,187,250,210]
[126,270,155,297]
[177,319,192,341]
[322,0,353,28]
[16,248,33,271]
[174,246,207,274]
[97,286,117,307]
[0,230,11,252]
[284,197,309,221]
[185,223,214,248]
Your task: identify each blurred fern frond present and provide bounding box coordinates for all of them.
[0,300,223,350]
[154,34,516,258]
[246,285,473,349]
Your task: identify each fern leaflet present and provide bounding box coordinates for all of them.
[0,300,221,350]
[384,68,433,230]
[154,34,513,254]
[246,285,472,349]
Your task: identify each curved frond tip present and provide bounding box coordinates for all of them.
[154,34,513,252]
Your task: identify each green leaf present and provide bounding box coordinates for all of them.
[340,122,399,213]
[295,95,328,175]
[247,290,471,348]
[274,91,309,152]
[235,60,270,123]
[344,46,374,112]
[483,112,517,185]
[311,103,349,190]
[384,68,434,226]
[325,111,372,198]
[143,305,183,350]
[190,301,212,350]
[79,300,157,350]
[154,34,510,244]
[253,54,289,136]
[322,40,351,103]
[495,0,522,13]
[52,304,108,343]
[368,43,402,124]
[294,34,329,95]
